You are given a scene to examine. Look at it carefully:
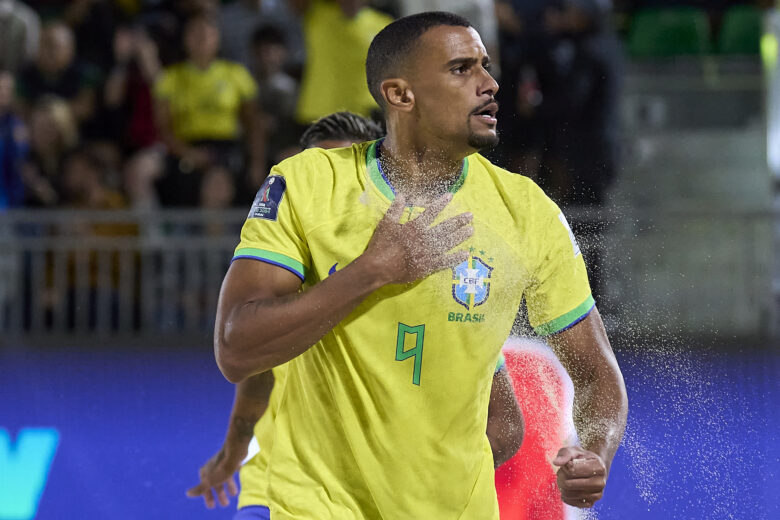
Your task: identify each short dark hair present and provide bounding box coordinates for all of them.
[299,112,384,148]
[365,11,471,109]
[251,24,287,48]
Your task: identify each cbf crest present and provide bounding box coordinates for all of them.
[452,256,493,310]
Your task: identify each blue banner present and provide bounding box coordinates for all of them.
[1,345,777,519]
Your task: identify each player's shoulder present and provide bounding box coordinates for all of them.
[272,142,368,188]
[470,154,556,209]
[275,142,366,171]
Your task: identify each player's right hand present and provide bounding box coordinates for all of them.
[186,447,242,508]
[363,192,473,285]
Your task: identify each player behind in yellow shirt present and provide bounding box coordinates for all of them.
[214,12,627,519]
[290,0,393,123]
[186,112,524,519]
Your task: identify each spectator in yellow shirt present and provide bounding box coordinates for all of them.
[289,0,393,124]
[153,13,264,207]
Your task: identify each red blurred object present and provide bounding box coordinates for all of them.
[495,338,574,520]
[125,66,158,149]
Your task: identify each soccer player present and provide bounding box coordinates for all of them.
[187,112,524,518]
[214,12,627,519]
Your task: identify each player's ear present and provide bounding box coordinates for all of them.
[381,78,414,112]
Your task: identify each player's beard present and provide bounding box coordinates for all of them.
[466,119,499,151]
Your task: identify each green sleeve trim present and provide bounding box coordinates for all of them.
[494,353,506,374]
[533,295,596,336]
[233,247,306,280]
[449,157,469,193]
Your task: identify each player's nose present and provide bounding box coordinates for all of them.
[478,68,498,98]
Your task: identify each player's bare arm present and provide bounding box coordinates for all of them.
[487,367,524,467]
[215,192,473,383]
[186,370,274,508]
[547,307,628,508]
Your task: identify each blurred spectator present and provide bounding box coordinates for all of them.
[60,146,126,210]
[250,24,299,165]
[176,0,219,17]
[200,164,235,210]
[618,0,737,10]
[21,95,78,206]
[56,146,134,330]
[496,0,622,206]
[104,24,161,151]
[545,0,622,206]
[128,4,184,67]
[153,13,264,206]
[219,0,304,72]
[290,0,393,123]
[0,70,29,209]
[122,146,164,210]
[136,0,219,65]
[59,0,118,72]
[85,139,123,187]
[0,0,40,73]
[495,0,563,177]
[16,21,101,128]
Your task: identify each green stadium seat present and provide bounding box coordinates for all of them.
[628,7,711,58]
[718,5,763,55]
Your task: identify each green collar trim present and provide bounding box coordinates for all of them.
[534,295,596,336]
[365,140,469,201]
[366,140,395,200]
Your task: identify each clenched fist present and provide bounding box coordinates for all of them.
[554,446,608,508]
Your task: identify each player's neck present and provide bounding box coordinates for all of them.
[379,136,465,200]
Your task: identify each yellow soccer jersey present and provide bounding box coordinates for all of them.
[153,60,257,142]
[237,357,506,509]
[231,140,593,519]
[237,364,287,509]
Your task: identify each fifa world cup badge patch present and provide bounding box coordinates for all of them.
[452,256,493,310]
[249,176,286,221]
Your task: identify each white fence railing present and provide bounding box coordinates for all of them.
[0,207,777,342]
[0,209,245,342]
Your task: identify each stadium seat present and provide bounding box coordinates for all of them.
[628,7,712,58]
[718,5,763,55]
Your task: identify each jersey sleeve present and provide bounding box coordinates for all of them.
[233,167,310,280]
[524,193,594,336]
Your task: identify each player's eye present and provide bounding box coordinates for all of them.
[453,64,469,74]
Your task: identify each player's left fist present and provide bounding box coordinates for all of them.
[553,446,607,509]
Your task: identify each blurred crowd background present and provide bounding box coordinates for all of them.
[0,0,777,341]
[0,0,771,212]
